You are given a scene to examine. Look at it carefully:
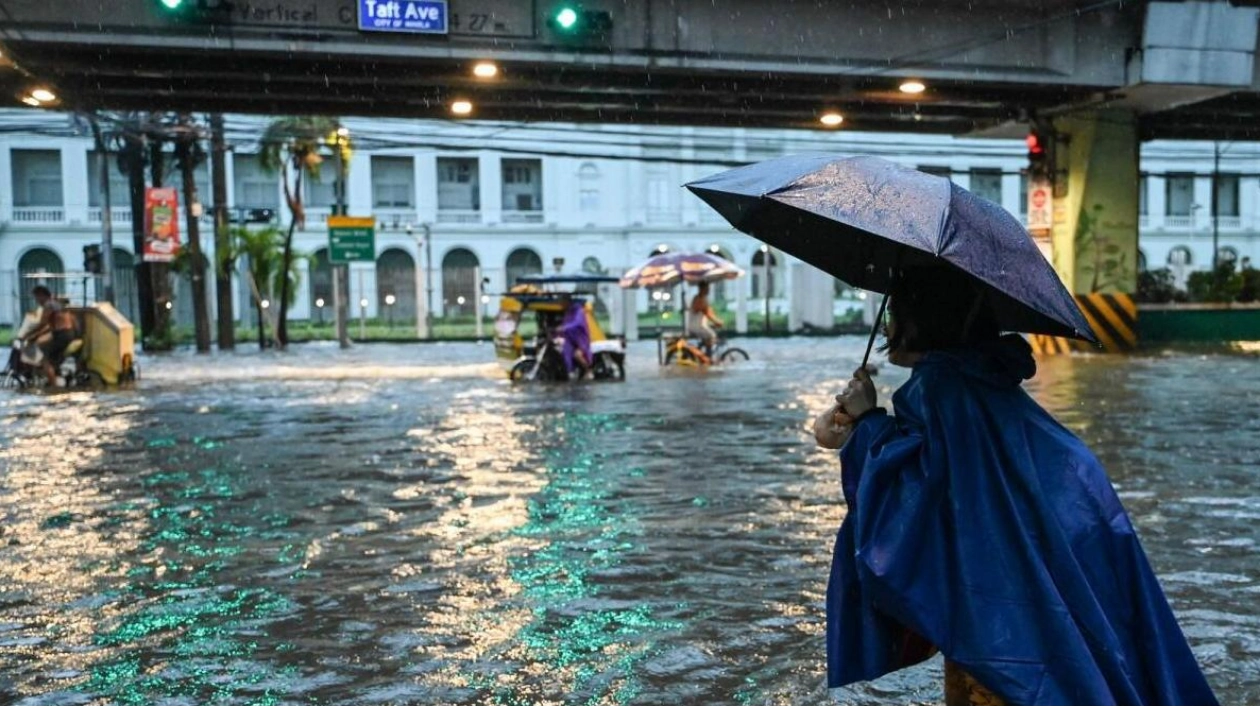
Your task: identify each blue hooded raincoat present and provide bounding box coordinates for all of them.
[827,336,1218,705]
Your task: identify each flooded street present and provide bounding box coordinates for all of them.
[1,338,1256,705]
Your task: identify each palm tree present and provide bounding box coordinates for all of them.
[258,116,347,348]
[224,226,305,350]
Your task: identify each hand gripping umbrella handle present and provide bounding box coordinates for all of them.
[861,292,889,371]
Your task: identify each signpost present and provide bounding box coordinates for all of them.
[143,187,181,263]
[358,0,449,34]
[1027,179,1053,263]
[1027,181,1052,232]
[328,216,376,263]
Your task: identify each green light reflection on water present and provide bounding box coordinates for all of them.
[474,412,682,705]
[78,444,304,706]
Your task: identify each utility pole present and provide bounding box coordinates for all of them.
[177,115,211,353]
[89,116,115,304]
[1212,141,1220,272]
[424,223,433,337]
[409,223,430,338]
[210,113,234,350]
[121,127,157,345]
[148,125,175,349]
[335,128,351,349]
[762,245,772,334]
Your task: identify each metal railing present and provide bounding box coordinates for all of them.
[88,207,134,224]
[436,209,482,224]
[501,210,545,224]
[11,207,65,223]
[374,208,418,228]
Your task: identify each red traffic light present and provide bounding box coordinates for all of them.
[1026,133,1044,155]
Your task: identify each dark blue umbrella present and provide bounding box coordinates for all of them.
[686,155,1097,359]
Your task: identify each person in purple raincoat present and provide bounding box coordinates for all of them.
[556,298,592,379]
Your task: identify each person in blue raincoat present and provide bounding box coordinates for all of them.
[813,267,1217,706]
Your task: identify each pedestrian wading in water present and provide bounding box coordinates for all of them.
[814,267,1218,706]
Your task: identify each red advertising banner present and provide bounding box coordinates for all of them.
[143,187,181,262]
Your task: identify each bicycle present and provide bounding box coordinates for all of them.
[661,333,749,367]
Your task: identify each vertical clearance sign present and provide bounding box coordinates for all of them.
[144,187,181,263]
[358,0,449,34]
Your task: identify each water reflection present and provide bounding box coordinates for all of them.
[0,339,1255,704]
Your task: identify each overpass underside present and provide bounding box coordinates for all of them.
[0,0,1257,140]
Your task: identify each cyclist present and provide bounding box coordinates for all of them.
[686,282,724,357]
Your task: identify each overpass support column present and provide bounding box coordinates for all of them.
[1035,109,1140,353]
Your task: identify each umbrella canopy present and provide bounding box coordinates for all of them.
[619,251,745,289]
[686,154,1096,343]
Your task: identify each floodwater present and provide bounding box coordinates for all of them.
[0,338,1256,705]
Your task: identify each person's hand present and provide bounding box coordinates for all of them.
[837,367,877,419]
[814,404,855,449]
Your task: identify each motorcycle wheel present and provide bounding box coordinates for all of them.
[591,353,625,381]
[509,358,538,382]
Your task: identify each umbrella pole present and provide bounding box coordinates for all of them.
[861,292,889,371]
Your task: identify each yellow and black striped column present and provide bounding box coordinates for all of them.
[1029,293,1137,354]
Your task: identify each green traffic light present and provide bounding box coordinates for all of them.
[555,7,579,30]
[159,0,184,8]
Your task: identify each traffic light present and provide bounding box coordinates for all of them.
[83,244,103,275]
[154,0,233,21]
[1026,130,1050,180]
[547,5,613,42]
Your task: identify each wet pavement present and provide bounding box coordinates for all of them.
[0,338,1256,705]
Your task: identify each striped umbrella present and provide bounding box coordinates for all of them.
[619,251,744,289]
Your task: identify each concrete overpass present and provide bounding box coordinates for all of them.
[3,0,1259,349]
[0,0,1257,139]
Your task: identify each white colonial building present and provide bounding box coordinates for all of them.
[2,110,1258,333]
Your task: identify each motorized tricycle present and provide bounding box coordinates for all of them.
[3,302,138,391]
[493,275,627,382]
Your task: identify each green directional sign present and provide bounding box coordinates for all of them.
[328,216,376,263]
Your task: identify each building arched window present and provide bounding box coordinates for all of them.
[442,247,480,316]
[505,247,543,287]
[751,249,781,299]
[111,248,139,324]
[706,245,735,303]
[377,248,417,322]
[1167,246,1192,266]
[18,247,64,313]
[309,248,333,317]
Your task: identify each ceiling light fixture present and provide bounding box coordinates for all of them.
[899,80,926,95]
[819,112,844,127]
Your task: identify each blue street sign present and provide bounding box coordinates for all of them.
[358,0,448,34]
